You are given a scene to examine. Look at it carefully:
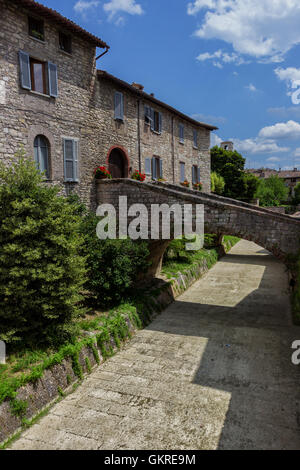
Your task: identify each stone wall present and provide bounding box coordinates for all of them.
[96,179,300,272]
[0,0,213,210]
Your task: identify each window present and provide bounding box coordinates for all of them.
[30,59,47,94]
[145,158,152,176]
[144,106,162,133]
[179,124,184,143]
[192,165,200,184]
[193,130,198,148]
[63,138,79,182]
[28,16,44,41]
[114,92,124,121]
[180,162,185,182]
[59,32,72,54]
[151,157,162,180]
[34,135,50,178]
[19,51,58,97]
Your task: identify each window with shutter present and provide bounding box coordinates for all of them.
[48,62,58,97]
[114,92,124,121]
[144,106,151,124]
[19,51,31,90]
[197,167,201,183]
[192,165,198,184]
[63,138,79,182]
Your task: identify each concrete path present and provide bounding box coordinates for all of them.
[10,240,300,450]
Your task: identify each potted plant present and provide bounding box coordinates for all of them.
[94,166,112,180]
[193,182,203,191]
[180,180,190,188]
[131,170,146,182]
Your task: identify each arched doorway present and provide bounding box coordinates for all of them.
[108,147,128,178]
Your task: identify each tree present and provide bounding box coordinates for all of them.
[255,175,289,207]
[243,173,259,201]
[293,182,300,205]
[0,156,86,347]
[211,146,258,200]
[211,172,225,195]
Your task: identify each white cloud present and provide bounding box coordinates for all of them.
[74,0,99,14]
[234,138,290,155]
[103,0,143,21]
[275,67,300,83]
[245,83,258,92]
[210,133,222,147]
[267,157,281,162]
[188,0,300,63]
[294,148,300,157]
[197,49,247,67]
[259,120,300,140]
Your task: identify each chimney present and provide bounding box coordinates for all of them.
[150,93,155,97]
[294,167,298,172]
[131,82,144,91]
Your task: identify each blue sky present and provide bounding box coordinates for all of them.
[44,0,300,170]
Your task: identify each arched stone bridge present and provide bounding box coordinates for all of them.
[96,179,300,276]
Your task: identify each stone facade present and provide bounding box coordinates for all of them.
[0,0,216,209]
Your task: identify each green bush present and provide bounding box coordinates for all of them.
[80,212,150,307]
[255,175,289,207]
[211,172,225,195]
[0,157,86,347]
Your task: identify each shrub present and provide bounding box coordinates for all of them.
[0,157,86,347]
[80,213,150,307]
[255,175,289,207]
[211,172,225,195]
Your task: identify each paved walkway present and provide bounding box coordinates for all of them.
[11,241,300,450]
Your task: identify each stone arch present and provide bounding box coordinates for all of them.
[106,145,130,178]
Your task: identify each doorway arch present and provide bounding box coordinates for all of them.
[107,146,129,178]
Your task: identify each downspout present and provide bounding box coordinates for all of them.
[96,46,110,61]
[137,99,142,173]
[172,116,175,183]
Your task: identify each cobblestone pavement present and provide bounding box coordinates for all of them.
[10,241,300,450]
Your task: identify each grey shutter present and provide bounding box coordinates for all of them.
[64,139,78,182]
[144,105,151,123]
[114,92,124,120]
[192,166,197,184]
[158,113,162,133]
[159,159,163,178]
[145,158,151,176]
[180,163,185,182]
[152,157,156,179]
[48,62,58,97]
[197,167,201,183]
[179,124,184,143]
[19,51,31,90]
[193,130,198,148]
[150,108,155,131]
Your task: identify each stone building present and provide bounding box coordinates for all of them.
[0,0,217,208]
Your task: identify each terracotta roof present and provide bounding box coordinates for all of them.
[247,169,300,179]
[97,70,218,131]
[10,0,109,48]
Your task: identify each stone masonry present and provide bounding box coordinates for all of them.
[0,0,216,209]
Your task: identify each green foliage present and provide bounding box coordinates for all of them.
[10,398,28,418]
[243,173,259,201]
[80,212,150,307]
[255,175,289,207]
[211,146,258,200]
[0,157,86,347]
[292,182,300,205]
[211,172,225,195]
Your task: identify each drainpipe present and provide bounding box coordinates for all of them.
[137,99,142,173]
[172,116,175,183]
[96,46,110,61]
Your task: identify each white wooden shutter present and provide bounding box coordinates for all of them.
[114,92,124,120]
[48,62,58,97]
[19,51,31,90]
[145,158,151,176]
